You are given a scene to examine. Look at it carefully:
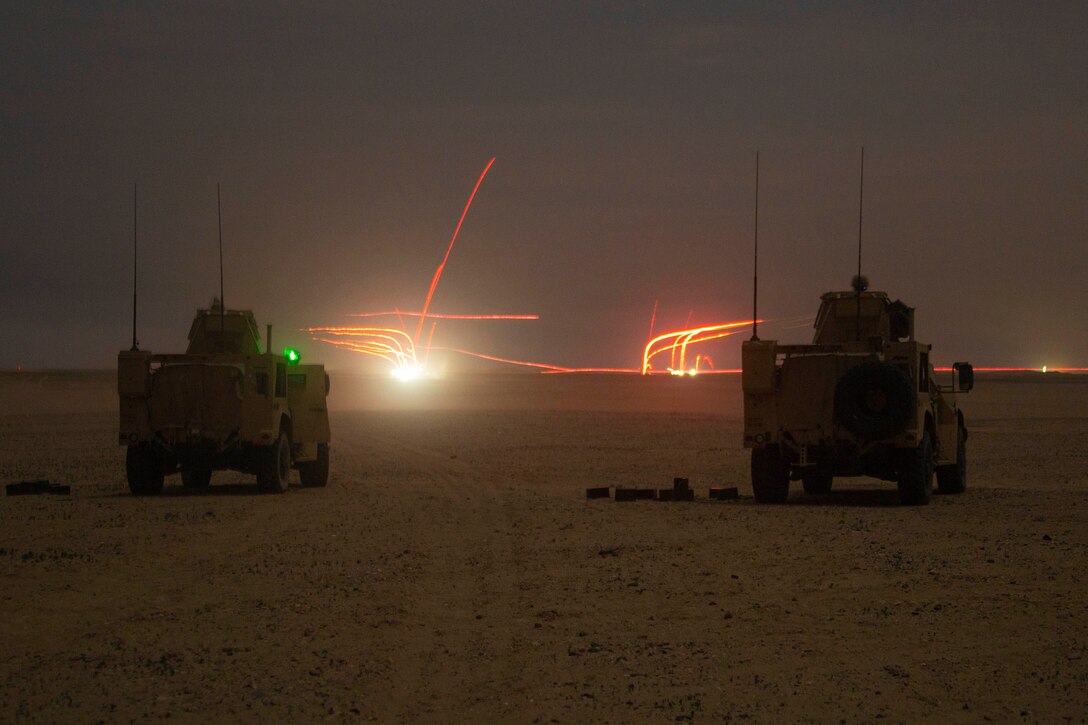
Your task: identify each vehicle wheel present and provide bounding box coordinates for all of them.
[936,422,967,494]
[181,467,212,488]
[897,431,934,506]
[127,444,164,496]
[802,472,833,495]
[834,361,914,441]
[257,431,291,493]
[751,445,790,503]
[298,442,329,488]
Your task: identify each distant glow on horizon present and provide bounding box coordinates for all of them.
[934,366,1088,373]
[391,364,425,382]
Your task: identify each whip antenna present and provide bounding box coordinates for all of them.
[854,146,865,341]
[857,146,864,290]
[131,183,139,351]
[751,150,760,341]
[217,182,225,349]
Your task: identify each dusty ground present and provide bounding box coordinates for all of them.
[1,370,1086,723]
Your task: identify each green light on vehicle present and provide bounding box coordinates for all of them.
[284,347,300,364]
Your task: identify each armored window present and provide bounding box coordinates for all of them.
[288,373,306,388]
[255,372,269,396]
[919,353,929,392]
[275,363,286,397]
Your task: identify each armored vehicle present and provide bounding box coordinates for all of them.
[118,301,331,495]
[742,278,973,505]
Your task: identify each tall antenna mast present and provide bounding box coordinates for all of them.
[131,183,139,351]
[751,150,760,341]
[217,182,225,349]
[855,146,865,341]
[857,146,864,287]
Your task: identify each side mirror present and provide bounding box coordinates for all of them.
[953,361,974,392]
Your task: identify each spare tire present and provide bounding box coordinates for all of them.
[834,361,914,441]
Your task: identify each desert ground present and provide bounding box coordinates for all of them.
[1,369,1086,722]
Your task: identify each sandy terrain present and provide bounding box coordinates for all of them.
[1,369,1086,722]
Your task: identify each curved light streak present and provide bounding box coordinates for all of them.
[641,320,756,374]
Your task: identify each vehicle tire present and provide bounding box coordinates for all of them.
[751,445,790,503]
[936,422,967,495]
[181,467,212,488]
[257,431,291,493]
[897,431,934,506]
[298,443,329,488]
[835,361,914,441]
[802,472,833,495]
[127,444,164,496]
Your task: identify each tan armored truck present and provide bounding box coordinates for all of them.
[118,302,331,495]
[742,279,973,505]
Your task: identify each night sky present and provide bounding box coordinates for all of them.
[3,2,1086,371]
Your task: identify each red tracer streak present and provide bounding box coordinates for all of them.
[351,312,538,320]
[414,157,497,341]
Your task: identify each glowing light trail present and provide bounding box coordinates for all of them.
[310,158,1085,377]
[425,314,759,376]
[311,157,539,377]
[415,157,497,341]
[541,368,646,375]
[314,311,761,376]
[308,326,417,368]
[350,311,539,320]
[646,299,658,343]
[935,366,1088,373]
[641,320,756,375]
[310,157,759,377]
[429,347,568,372]
[432,347,644,374]
[424,321,438,365]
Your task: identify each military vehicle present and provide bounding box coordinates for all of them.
[741,277,973,505]
[118,300,331,495]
